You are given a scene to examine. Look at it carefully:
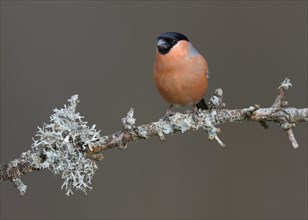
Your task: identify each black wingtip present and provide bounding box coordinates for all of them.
[196,98,208,110]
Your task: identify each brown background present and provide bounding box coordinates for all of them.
[0,1,307,219]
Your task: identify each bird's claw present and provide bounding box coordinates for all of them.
[163,109,174,121]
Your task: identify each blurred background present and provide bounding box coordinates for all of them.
[0,1,307,219]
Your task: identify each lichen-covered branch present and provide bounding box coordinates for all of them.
[0,78,307,196]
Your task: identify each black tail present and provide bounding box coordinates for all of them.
[196,98,208,110]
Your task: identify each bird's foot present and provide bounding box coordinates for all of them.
[163,108,174,121]
[193,106,199,115]
[191,105,200,122]
[192,104,203,116]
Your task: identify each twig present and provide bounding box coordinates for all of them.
[286,128,299,149]
[0,78,307,196]
[272,78,292,108]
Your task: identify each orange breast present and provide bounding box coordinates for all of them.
[154,41,208,106]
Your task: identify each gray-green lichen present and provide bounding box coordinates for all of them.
[31,95,100,196]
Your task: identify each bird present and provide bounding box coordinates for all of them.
[153,32,209,115]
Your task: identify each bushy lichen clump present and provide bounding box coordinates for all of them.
[31,95,100,196]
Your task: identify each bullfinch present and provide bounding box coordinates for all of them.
[154,32,209,114]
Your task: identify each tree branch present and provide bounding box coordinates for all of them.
[0,78,307,196]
